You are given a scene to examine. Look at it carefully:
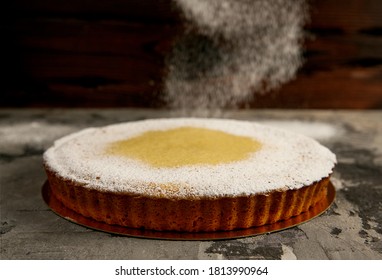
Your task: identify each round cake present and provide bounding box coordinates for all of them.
[43,118,336,232]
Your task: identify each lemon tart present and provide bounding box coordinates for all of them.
[43,118,336,232]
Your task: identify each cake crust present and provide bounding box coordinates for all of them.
[45,165,330,232]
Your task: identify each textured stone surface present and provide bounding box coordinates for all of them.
[1,109,381,259]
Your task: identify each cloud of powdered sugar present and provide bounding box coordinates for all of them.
[163,0,308,113]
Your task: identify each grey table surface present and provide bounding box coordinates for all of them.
[0,109,381,260]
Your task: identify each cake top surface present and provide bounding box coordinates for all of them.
[44,118,336,198]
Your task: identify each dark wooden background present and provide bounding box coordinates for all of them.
[1,0,382,109]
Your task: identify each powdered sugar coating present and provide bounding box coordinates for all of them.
[43,118,336,198]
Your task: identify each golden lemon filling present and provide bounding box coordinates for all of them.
[106,126,262,167]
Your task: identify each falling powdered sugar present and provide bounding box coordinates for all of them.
[164,0,308,112]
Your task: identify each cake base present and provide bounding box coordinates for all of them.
[42,181,335,240]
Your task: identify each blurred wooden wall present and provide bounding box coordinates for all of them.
[1,0,382,109]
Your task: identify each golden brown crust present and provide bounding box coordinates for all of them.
[45,166,330,232]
